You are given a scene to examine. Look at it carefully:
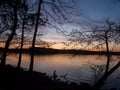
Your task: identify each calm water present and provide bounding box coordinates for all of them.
[6,54,120,89]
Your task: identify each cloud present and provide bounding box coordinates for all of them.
[41,34,66,43]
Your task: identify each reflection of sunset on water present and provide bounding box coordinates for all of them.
[0,42,120,51]
[6,53,120,88]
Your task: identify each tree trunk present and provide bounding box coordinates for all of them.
[105,31,110,74]
[94,61,120,89]
[29,0,42,71]
[1,0,18,66]
[17,16,25,69]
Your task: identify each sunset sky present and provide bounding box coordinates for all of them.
[41,0,120,38]
[39,0,120,49]
[1,0,120,50]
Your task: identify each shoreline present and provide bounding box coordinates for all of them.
[0,47,120,55]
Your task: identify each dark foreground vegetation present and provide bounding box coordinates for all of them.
[0,64,118,90]
[0,64,94,90]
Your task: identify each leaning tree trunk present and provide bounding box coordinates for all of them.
[1,0,18,66]
[94,61,120,89]
[29,0,42,71]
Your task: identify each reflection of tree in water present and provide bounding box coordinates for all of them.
[89,63,106,83]
[78,52,120,90]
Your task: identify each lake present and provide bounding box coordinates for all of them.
[6,53,120,89]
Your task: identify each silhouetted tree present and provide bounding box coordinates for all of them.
[29,0,43,71]
[67,20,120,89]
[90,20,120,89]
[94,61,120,89]
[29,0,76,71]
[17,0,28,69]
[66,29,91,50]
[0,0,18,66]
[0,0,29,66]
[90,20,120,74]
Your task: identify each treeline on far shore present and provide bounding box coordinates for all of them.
[0,47,120,55]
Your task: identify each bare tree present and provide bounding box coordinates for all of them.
[17,0,28,69]
[91,20,120,89]
[67,20,120,89]
[0,0,18,66]
[0,0,30,66]
[29,0,76,71]
[90,20,120,73]
[29,0,43,71]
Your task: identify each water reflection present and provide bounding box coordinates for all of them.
[6,53,120,89]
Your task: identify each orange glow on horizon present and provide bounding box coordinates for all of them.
[0,42,120,51]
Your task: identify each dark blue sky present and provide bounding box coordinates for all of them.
[72,0,120,27]
[31,0,120,28]
[38,0,120,44]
